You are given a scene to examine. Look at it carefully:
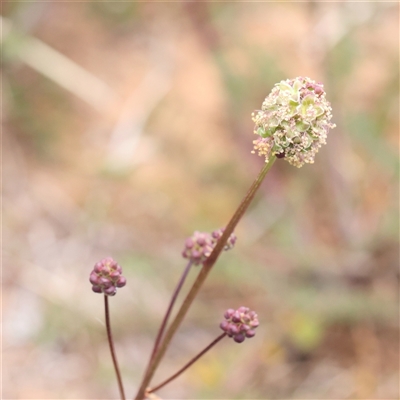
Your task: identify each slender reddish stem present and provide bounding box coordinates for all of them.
[148,333,227,394]
[104,295,126,400]
[135,157,275,399]
[142,260,194,383]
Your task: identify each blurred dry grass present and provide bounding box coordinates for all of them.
[2,2,399,399]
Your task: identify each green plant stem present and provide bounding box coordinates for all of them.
[104,295,126,400]
[148,333,227,394]
[135,156,275,400]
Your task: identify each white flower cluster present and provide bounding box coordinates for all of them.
[251,77,335,168]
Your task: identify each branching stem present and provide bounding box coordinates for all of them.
[148,333,227,394]
[142,260,194,382]
[135,157,276,399]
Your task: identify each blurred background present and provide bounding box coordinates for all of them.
[2,2,399,399]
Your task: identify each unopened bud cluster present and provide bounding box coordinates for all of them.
[220,307,259,343]
[182,229,237,265]
[89,257,127,296]
[252,76,335,168]
[211,228,237,250]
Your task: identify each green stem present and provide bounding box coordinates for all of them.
[135,157,275,400]
[104,295,126,400]
[148,333,227,394]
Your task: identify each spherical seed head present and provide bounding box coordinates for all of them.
[89,257,126,296]
[252,77,335,168]
[220,307,259,343]
[182,231,214,265]
[182,228,237,265]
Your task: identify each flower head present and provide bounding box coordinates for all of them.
[252,77,335,168]
[182,228,237,265]
[89,257,127,296]
[211,228,237,251]
[220,307,259,343]
[182,231,214,265]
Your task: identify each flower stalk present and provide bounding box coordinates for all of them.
[90,76,334,400]
[148,332,227,395]
[104,295,126,400]
[135,156,276,399]
[146,261,194,372]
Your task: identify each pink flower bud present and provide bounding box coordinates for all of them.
[89,257,127,296]
[104,286,117,296]
[92,285,102,293]
[220,307,259,343]
[89,272,99,285]
[116,276,127,287]
[229,324,239,335]
[185,238,194,248]
[246,330,256,338]
[94,263,103,273]
[220,321,229,331]
[224,309,235,319]
[109,271,120,279]
[234,334,245,343]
